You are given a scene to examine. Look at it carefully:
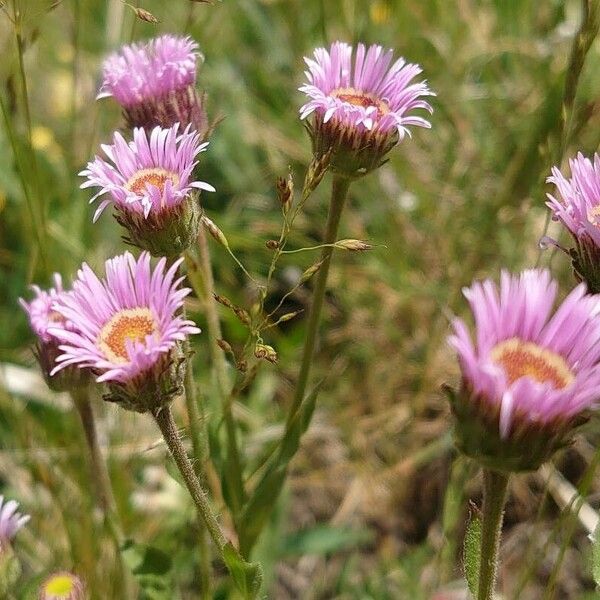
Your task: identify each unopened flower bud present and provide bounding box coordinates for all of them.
[234,307,251,326]
[217,339,233,354]
[266,240,280,250]
[133,7,159,23]
[276,174,294,214]
[254,343,278,364]
[213,294,234,309]
[276,310,303,324]
[303,150,332,196]
[334,239,373,252]
[39,572,87,600]
[201,215,230,249]
[300,260,324,284]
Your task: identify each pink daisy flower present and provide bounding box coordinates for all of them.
[80,124,215,255]
[19,275,87,391]
[0,496,29,543]
[80,124,214,221]
[448,269,600,471]
[300,41,434,136]
[49,252,199,411]
[19,274,67,344]
[546,152,600,292]
[98,35,206,133]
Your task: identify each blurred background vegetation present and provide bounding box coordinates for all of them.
[2,0,600,598]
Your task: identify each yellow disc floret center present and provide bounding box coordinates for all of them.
[490,338,574,389]
[331,87,390,115]
[44,574,75,595]
[126,168,179,196]
[98,307,158,364]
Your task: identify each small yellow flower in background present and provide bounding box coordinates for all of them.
[370,0,391,24]
[31,126,54,152]
[39,572,86,600]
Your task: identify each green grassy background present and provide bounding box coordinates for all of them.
[1,0,600,598]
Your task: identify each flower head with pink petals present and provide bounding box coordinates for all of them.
[448,269,600,471]
[546,152,600,292]
[299,41,434,177]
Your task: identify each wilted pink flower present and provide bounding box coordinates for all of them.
[80,125,214,255]
[299,41,433,177]
[49,252,199,412]
[0,496,29,543]
[546,153,600,292]
[98,34,207,134]
[448,269,600,471]
[39,572,86,600]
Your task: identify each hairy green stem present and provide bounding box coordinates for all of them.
[152,405,228,551]
[183,339,212,599]
[478,469,509,600]
[286,174,350,427]
[195,226,245,513]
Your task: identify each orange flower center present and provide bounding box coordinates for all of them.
[588,205,600,227]
[331,87,389,115]
[98,308,158,364]
[126,168,179,195]
[490,338,574,389]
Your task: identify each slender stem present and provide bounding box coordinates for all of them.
[286,175,350,427]
[195,227,245,513]
[71,389,119,522]
[70,387,135,597]
[183,338,212,599]
[478,469,510,600]
[152,405,228,552]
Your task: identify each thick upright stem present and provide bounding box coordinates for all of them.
[196,226,245,513]
[286,175,350,426]
[478,469,509,600]
[153,405,228,552]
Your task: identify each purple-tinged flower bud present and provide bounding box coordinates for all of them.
[299,42,434,179]
[447,269,600,472]
[546,152,600,292]
[20,275,89,392]
[98,35,208,137]
[80,124,215,257]
[49,252,200,413]
[39,572,86,600]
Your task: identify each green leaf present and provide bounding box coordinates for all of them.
[463,513,481,597]
[120,539,173,599]
[592,521,600,588]
[222,542,263,599]
[281,525,373,557]
[238,379,325,554]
